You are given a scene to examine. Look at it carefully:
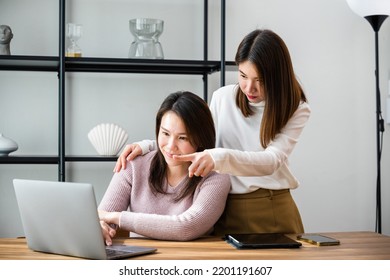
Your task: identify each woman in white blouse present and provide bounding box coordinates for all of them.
[115,29,311,235]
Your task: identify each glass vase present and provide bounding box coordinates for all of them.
[128,18,164,59]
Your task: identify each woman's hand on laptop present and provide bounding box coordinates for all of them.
[100,220,116,246]
[99,210,120,246]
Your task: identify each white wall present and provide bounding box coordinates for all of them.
[1,0,389,237]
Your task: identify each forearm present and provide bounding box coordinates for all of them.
[210,103,311,176]
[209,147,285,176]
[119,174,230,241]
[120,211,208,241]
[99,210,121,226]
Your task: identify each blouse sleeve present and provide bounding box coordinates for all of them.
[135,139,157,155]
[119,173,231,241]
[209,102,311,176]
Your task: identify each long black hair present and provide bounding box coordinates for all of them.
[235,29,307,148]
[148,91,216,201]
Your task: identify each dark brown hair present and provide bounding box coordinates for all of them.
[235,29,307,148]
[148,91,216,201]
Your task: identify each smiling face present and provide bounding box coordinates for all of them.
[238,60,265,103]
[157,111,197,168]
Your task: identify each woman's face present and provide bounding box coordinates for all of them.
[238,60,265,103]
[158,111,197,167]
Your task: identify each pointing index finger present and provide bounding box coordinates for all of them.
[173,153,195,162]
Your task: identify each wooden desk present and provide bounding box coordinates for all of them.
[0,231,389,260]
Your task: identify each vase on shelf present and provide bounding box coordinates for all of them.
[128,18,164,59]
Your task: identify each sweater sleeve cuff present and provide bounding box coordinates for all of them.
[135,139,156,155]
[206,149,220,171]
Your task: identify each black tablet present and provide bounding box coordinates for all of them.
[225,233,302,249]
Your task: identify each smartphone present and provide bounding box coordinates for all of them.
[297,234,340,246]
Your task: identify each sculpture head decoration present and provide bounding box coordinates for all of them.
[0,25,13,55]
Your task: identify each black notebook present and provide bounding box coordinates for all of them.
[225,233,302,249]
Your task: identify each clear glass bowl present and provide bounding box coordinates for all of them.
[128,18,164,59]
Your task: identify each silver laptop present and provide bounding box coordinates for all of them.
[13,179,157,259]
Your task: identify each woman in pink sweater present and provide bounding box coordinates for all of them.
[98,91,231,245]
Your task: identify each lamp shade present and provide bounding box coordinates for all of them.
[346,0,390,17]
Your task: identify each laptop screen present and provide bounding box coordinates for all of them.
[13,179,156,259]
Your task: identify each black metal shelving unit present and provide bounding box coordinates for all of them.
[0,56,226,76]
[0,56,59,71]
[0,0,230,181]
[65,57,222,75]
[0,156,118,164]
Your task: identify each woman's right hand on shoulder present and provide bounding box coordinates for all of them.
[113,143,142,172]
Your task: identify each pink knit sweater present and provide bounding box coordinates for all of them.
[98,151,231,241]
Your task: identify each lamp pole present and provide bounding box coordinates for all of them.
[364,15,387,234]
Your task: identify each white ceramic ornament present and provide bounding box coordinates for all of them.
[87,123,128,156]
[0,133,18,156]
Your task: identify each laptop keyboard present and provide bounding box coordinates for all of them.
[106,248,134,258]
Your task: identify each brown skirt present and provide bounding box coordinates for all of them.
[213,188,304,236]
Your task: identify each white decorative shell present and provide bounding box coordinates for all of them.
[87,123,128,156]
[0,133,18,156]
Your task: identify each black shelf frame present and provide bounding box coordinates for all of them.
[0,156,118,164]
[0,55,59,71]
[0,55,228,75]
[0,0,231,181]
[0,156,59,164]
[65,57,222,75]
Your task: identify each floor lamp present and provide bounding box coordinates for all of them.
[346,0,390,234]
